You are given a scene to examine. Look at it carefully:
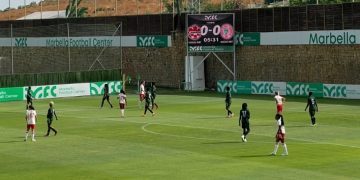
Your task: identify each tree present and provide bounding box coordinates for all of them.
[66,0,88,18]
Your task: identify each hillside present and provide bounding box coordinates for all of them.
[0,0,264,21]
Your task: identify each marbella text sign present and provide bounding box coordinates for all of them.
[187,13,235,52]
[261,30,360,45]
[236,30,360,46]
[0,36,172,48]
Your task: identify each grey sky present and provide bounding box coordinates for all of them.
[0,0,42,11]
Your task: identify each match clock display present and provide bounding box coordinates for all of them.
[187,14,235,52]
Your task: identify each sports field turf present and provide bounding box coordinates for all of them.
[1,89,359,179]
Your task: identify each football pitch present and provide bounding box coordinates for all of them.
[1,90,359,179]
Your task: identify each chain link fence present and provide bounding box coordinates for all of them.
[0,23,122,75]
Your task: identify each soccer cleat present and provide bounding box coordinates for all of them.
[231,113,234,117]
[270,152,276,156]
[241,135,245,142]
[152,113,156,116]
[281,153,288,156]
[244,138,247,142]
[32,139,36,142]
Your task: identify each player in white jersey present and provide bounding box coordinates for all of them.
[138,81,145,108]
[118,89,127,117]
[25,105,37,142]
[271,114,288,156]
[274,91,285,114]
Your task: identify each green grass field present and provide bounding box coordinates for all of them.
[1,90,359,179]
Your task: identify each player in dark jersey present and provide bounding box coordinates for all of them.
[271,113,288,156]
[26,86,33,109]
[150,82,158,110]
[143,87,155,116]
[239,103,250,142]
[45,101,58,136]
[100,84,113,108]
[225,86,234,118]
[304,91,319,126]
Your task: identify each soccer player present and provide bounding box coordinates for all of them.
[150,82,158,110]
[45,101,58,136]
[118,89,127,118]
[274,91,285,114]
[305,91,319,126]
[239,103,250,142]
[25,105,37,142]
[138,81,145,108]
[26,86,33,109]
[271,113,288,156]
[100,84,113,108]
[143,87,155,116]
[225,86,234,118]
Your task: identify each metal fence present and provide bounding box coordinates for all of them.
[0,23,122,75]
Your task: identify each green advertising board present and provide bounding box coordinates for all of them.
[137,36,168,47]
[217,80,238,93]
[286,82,323,97]
[235,32,260,46]
[237,81,252,94]
[90,81,122,95]
[0,87,23,102]
[323,84,346,98]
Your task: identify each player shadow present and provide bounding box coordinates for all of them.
[234,154,273,158]
[197,116,231,120]
[203,141,241,145]
[0,140,24,143]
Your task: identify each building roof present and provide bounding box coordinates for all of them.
[17,10,66,20]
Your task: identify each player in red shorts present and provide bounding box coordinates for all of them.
[274,91,285,114]
[271,113,288,156]
[25,105,37,142]
[118,89,127,118]
[138,81,145,108]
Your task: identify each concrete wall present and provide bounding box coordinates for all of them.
[205,45,360,88]
[2,33,360,88]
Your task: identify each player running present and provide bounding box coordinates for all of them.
[274,91,285,114]
[25,105,37,142]
[239,103,250,142]
[225,86,234,118]
[100,84,113,108]
[271,113,288,156]
[45,101,58,136]
[118,89,127,118]
[305,91,319,126]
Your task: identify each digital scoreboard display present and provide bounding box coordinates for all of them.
[187,14,235,52]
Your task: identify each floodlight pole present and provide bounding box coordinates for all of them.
[10,24,14,74]
[24,0,27,20]
[67,23,71,72]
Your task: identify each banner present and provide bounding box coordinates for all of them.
[236,30,360,46]
[216,80,360,99]
[235,32,260,46]
[0,36,172,48]
[237,81,252,94]
[216,80,237,93]
[323,84,347,98]
[0,87,23,102]
[23,83,90,100]
[90,81,122,96]
[287,82,323,97]
[251,81,286,95]
[137,36,170,47]
[187,13,235,52]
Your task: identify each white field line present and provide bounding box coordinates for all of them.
[113,119,360,149]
